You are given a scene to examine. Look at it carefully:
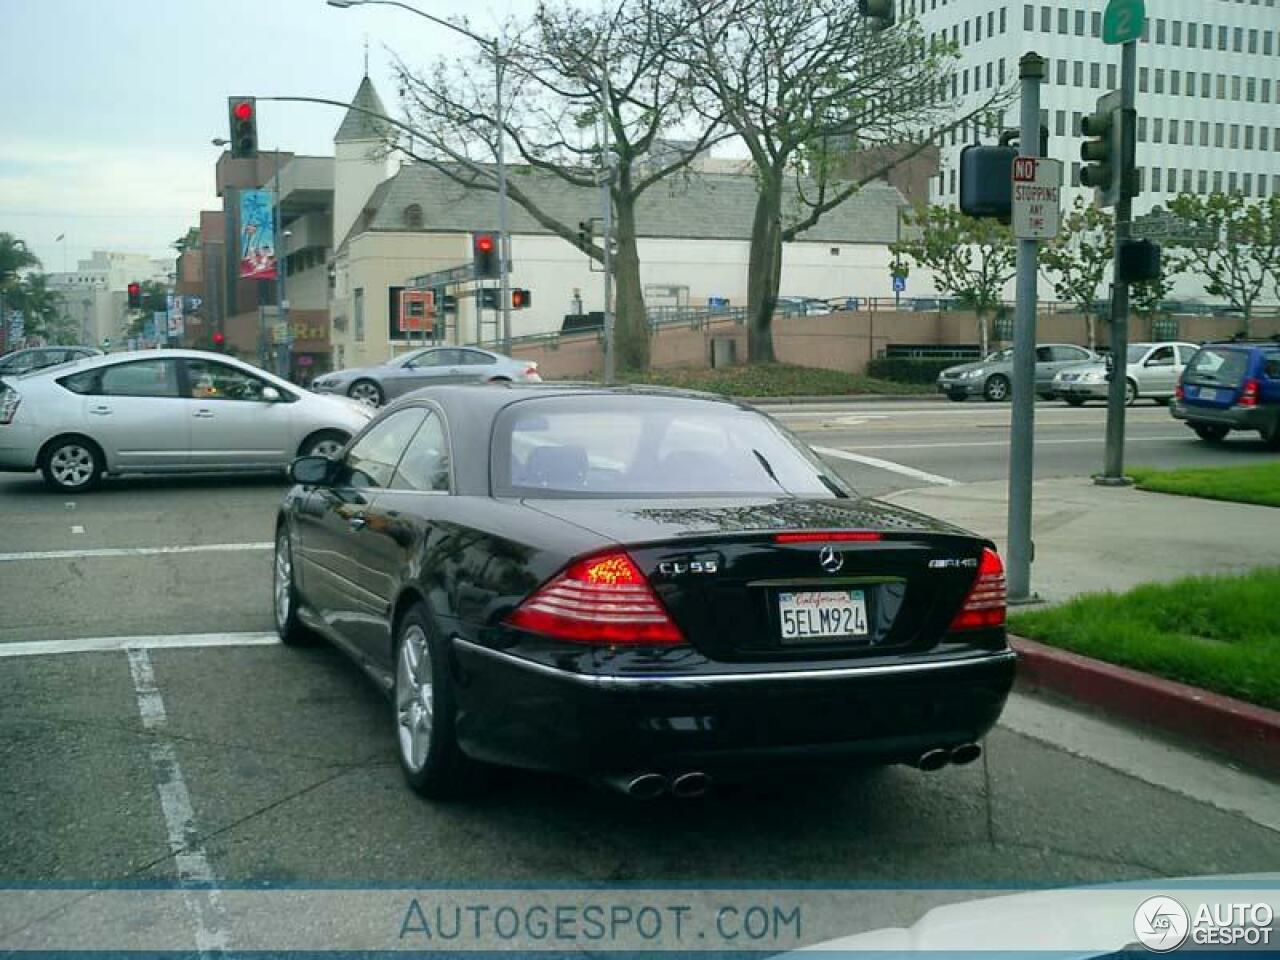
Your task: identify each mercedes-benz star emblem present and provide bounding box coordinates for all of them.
[818,546,844,574]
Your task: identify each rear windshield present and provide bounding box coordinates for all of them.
[493,395,849,499]
[1187,348,1249,386]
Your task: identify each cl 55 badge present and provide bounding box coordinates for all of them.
[928,558,979,569]
[657,557,720,576]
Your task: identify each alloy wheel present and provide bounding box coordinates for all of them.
[350,382,381,407]
[49,444,95,489]
[273,533,292,630]
[396,626,434,773]
[308,437,343,458]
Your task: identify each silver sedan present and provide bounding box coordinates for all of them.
[1052,341,1200,406]
[0,349,373,492]
[310,346,542,407]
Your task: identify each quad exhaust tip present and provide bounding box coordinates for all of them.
[916,743,982,771]
[604,771,714,799]
[950,742,982,766]
[916,748,950,772]
[670,771,713,799]
[621,773,668,800]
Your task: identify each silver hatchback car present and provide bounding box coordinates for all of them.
[0,349,373,492]
[310,346,541,407]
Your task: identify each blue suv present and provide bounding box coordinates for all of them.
[1171,339,1280,447]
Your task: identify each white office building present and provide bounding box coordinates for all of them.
[48,251,172,346]
[911,0,1280,214]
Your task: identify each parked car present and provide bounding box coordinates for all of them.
[1052,341,1199,406]
[774,296,831,317]
[1171,339,1280,446]
[936,344,1097,402]
[273,384,1015,799]
[0,349,374,492]
[0,345,102,376]
[310,346,541,407]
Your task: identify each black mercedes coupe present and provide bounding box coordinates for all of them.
[273,385,1014,799]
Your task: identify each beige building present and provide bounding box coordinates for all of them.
[49,251,172,347]
[326,78,922,372]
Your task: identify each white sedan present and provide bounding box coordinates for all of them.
[0,349,373,492]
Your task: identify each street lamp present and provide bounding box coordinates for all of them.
[326,0,512,352]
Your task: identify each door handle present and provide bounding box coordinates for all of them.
[348,515,367,531]
[193,409,215,419]
[89,406,111,416]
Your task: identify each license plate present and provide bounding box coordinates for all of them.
[1197,386,1221,401]
[778,590,868,642]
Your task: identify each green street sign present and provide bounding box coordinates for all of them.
[1103,0,1145,44]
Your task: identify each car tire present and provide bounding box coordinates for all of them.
[348,379,384,407]
[983,375,1010,402]
[1124,379,1138,406]
[393,603,474,799]
[946,393,967,403]
[39,436,104,493]
[1261,419,1280,450]
[1192,424,1229,443]
[273,526,318,647]
[298,429,348,460]
[1063,396,1086,407]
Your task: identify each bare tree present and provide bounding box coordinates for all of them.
[1040,196,1114,349]
[683,0,1013,362]
[391,0,725,370]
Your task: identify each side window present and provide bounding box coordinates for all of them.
[461,350,496,366]
[3,353,37,374]
[344,408,427,489]
[1262,352,1280,380]
[186,359,274,401]
[59,369,101,395]
[420,349,463,367]
[1035,346,1054,362]
[1052,346,1087,362]
[1147,346,1175,366]
[392,413,451,492]
[99,360,180,397]
[1177,345,1198,365]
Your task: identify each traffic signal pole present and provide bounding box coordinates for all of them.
[1098,39,1137,485]
[494,46,512,354]
[1006,52,1046,603]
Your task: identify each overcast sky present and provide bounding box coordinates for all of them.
[0,0,533,272]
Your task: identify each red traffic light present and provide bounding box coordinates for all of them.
[233,100,254,121]
[475,234,495,254]
[212,331,225,345]
[127,282,140,295]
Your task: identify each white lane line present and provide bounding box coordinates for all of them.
[127,648,230,952]
[813,446,958,487]
[0,632,277,659]
[838,435,1190,451]
[0,542,272,563]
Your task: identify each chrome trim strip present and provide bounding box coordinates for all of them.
[452,638,1016,689]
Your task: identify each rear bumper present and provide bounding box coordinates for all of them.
[451,639,1016,775]
[1053,382,1108,400]
[0,423,41,471]
[1170,401,1276,432]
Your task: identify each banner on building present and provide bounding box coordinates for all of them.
[166,294,184,338]
[398,289,435,333]
[238,189,278,280]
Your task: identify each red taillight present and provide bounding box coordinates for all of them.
[504,551,683,645]
[1239,378,1260,408]
[1175,381,1184,401]
[524,363,539,376]
[948,548,1006,631]
[773,531,883,543]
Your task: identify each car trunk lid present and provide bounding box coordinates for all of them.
[1181,347,1251,409]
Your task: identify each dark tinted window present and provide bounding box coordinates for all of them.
[99,360,180,397]
[495,396,848,498]
[344,407,426,489]
[392,413,450,492]
[1035,347,1054,362]
[1260,351,1280,379]
[1052,346,1089,362]
[60,369,100,394]
[1187,348,1249,386]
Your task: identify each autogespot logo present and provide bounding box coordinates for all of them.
[1134,896,1190,952]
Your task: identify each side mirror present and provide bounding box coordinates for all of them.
[290,455,334,486]
[261,386,282,402]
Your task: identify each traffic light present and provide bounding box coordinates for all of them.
[227,97,258,159]
[959,144,1017,222]
[858,0,894,30]
[472,232,499,280]
[127,282,141,310]
[511,289,531,310]
[1117,238,1162,285]
[211,331,226,351]
[577,220,592,251]
[1079,90,1135,208]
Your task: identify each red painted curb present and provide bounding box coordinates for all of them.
[1010,636,1280,777]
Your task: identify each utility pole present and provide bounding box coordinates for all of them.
[494,44,512,354]
[1006,52,1047,603]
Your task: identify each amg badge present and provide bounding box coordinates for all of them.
[928,557,979,569]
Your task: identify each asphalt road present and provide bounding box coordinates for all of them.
[1,399,1276,912]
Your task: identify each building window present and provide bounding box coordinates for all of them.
[1265,31,1274,56]
[1217,75,1226,100]
[1139,67,1149,92]
[1074,60,1084,86]
[1218,25,1228,51]
[1151,167,1162,193]
[1024,4,1034,31]
[1203,23,1213,50]
[1229,172,1239,195]
[949,169,957,194]
[1187,22,1198,47]
[1167,168,1177,193]
[1072,110,1082,136]
[987,10,994,37]
[1057,7,1067,33]
[1213,171,1223,194]
[998,58,1006,85]
[1000,6,1006,33]
[402,204,424,229]
[1263,79,1272,104]
[1057,59,1067,85]
[1232,76,1241,101]
[1202,73,1212,99]
[1070,162,1080,187]
[1185,72,1196,97]
[1055,110,1066,137]
[1260,175,1269,198]
[1107,63,1117,88]
[1246,126,1256,150]
[1153,118,1163,143]
[1198,170,1208,194]
[1244,173,1253,196]
[1090,11,1101,37]
[1247,78,1257,103]
[1091,62,1101,88]
[1248,29,1258,54]
[1171,20,1182,46]
[1233,27,1243,53]
[986,61,993,87]
[1200,122,1210,147]
[1040,5,1050,32]
[1074,9,1084,36]
[1155,19,1166,44]
[964,19,970,44]
[1215,123,1225,148]
[1182,169,1193,194]
[1170,70,1181,96]
[1230,124,1240,149]
[1154,69,1163,94]
[1168,119,1178,145]
[1138,117,1148,142]
[354,288,365,342]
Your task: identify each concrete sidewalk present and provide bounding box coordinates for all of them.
[883,477,1280,605]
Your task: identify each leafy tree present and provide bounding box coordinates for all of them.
[1167,192,1280,338]
[1,233,40,290]
[1131,260,1182,338]
[1040,196,1113,349]
[683,0,1013,361]
[391,0,724,369]
[890,206,1016,356]
[7,273,75,344]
